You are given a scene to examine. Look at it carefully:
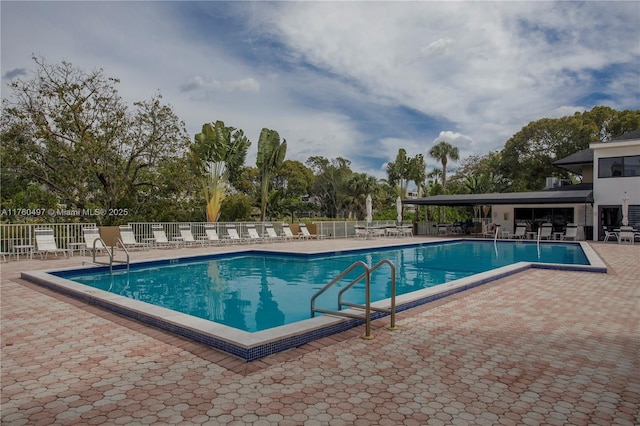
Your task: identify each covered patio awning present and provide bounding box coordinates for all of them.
[403,189,593,207]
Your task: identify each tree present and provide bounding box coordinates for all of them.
[448,151,509,194]
[408,154,427,223]
[428,141,459,192]
[218,193,253,222]
[190,121,251,222]
[346,173,379,220]
[256,128,286,221]
[306,156,353,218]
[498,107,640,191]
[1,57,190,223]
[272,160,315,220]
[386,148,411,198]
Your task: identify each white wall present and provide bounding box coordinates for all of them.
[591,139,640,240]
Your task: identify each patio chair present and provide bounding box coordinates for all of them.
[437,224,448,236]
[538,223,553,240]
[618,226,635,244]
[603,226,618,243]
[224,225,248,244]
[512,225,526,239]
[281,224,295,241]
[482,223,498,239]
[354,225,369,239]
[83,227,107,255]
[385,226,401,238]
[245,225,266,243]
[118,225,149,250]
[562,224,579,241]
[179,224,201,246]
[264,224,284,242]
[152,225,183,248]
[34,228,71,259]
[399,224,413,237]
[299,223,323,239]
[199,223,223,246]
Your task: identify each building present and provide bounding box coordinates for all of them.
[405,130,640,241]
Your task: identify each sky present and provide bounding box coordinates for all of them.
[2,1,639,179]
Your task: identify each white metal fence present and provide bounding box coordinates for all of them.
[0,220,428,260]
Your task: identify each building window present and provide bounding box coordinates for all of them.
[598,155,640,178]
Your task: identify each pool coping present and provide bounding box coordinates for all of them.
[21,239,606,361]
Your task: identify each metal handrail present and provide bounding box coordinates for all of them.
[311,259,397,339]
[84,237,130,273]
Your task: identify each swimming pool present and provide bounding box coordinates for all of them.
[23,239,606,360]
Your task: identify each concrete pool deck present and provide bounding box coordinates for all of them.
[1,237,639,425]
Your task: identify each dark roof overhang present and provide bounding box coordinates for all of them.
[552,148,593,174]
[403,189,593,207]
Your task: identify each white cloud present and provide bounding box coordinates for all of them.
[2,1,638,181]
[420,38,455,57]
[180,76,260,93]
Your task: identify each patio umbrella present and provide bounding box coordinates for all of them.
[396,196,403,224]
[622,192,629,226]
[365,194,372,224]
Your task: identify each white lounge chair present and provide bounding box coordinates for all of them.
[562,224,578,241]
[512,225,526,239]
[179,225,201,246]
[264,224,284,242]
[299,223,323,239]
[199,224,223,245]
[224,225,247,244]
[34,228,71,259]
[281,224,295,240]
[538,223,553,240]
[118,225,149,250]
[152,225,182,248]
[83,227,106,254]
[245,225,265,243]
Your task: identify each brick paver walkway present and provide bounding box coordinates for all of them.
[1,239,639,425]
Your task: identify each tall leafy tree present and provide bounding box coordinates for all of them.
[346,173,379,220]
[256,128,286,221]
[386,148,411,198]
[1,57,189,223]
[272,160,314,220]
[428,141,459,192]
[190,121,251,222]
[408,153,427,222]
[498,107,640,191]
[306,156,353,218]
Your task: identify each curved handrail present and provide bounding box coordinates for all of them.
[311,259,397,339]
[337,259,395,308]
[310,261,369,316]
[88,237,130,273]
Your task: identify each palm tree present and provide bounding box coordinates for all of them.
[408,154,427,223]
[347,173,378,220]
[428,141,459,192]
[427,168,442,186]
[256,128,286,222]
[190,121,251,222]
[387,149,411,199]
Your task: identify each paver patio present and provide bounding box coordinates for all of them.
[1,238,639,425]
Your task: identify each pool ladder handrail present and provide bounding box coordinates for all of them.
[311,259,397,339]
[83,237,130,273]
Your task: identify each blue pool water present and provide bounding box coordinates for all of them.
[54,240,589,332]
